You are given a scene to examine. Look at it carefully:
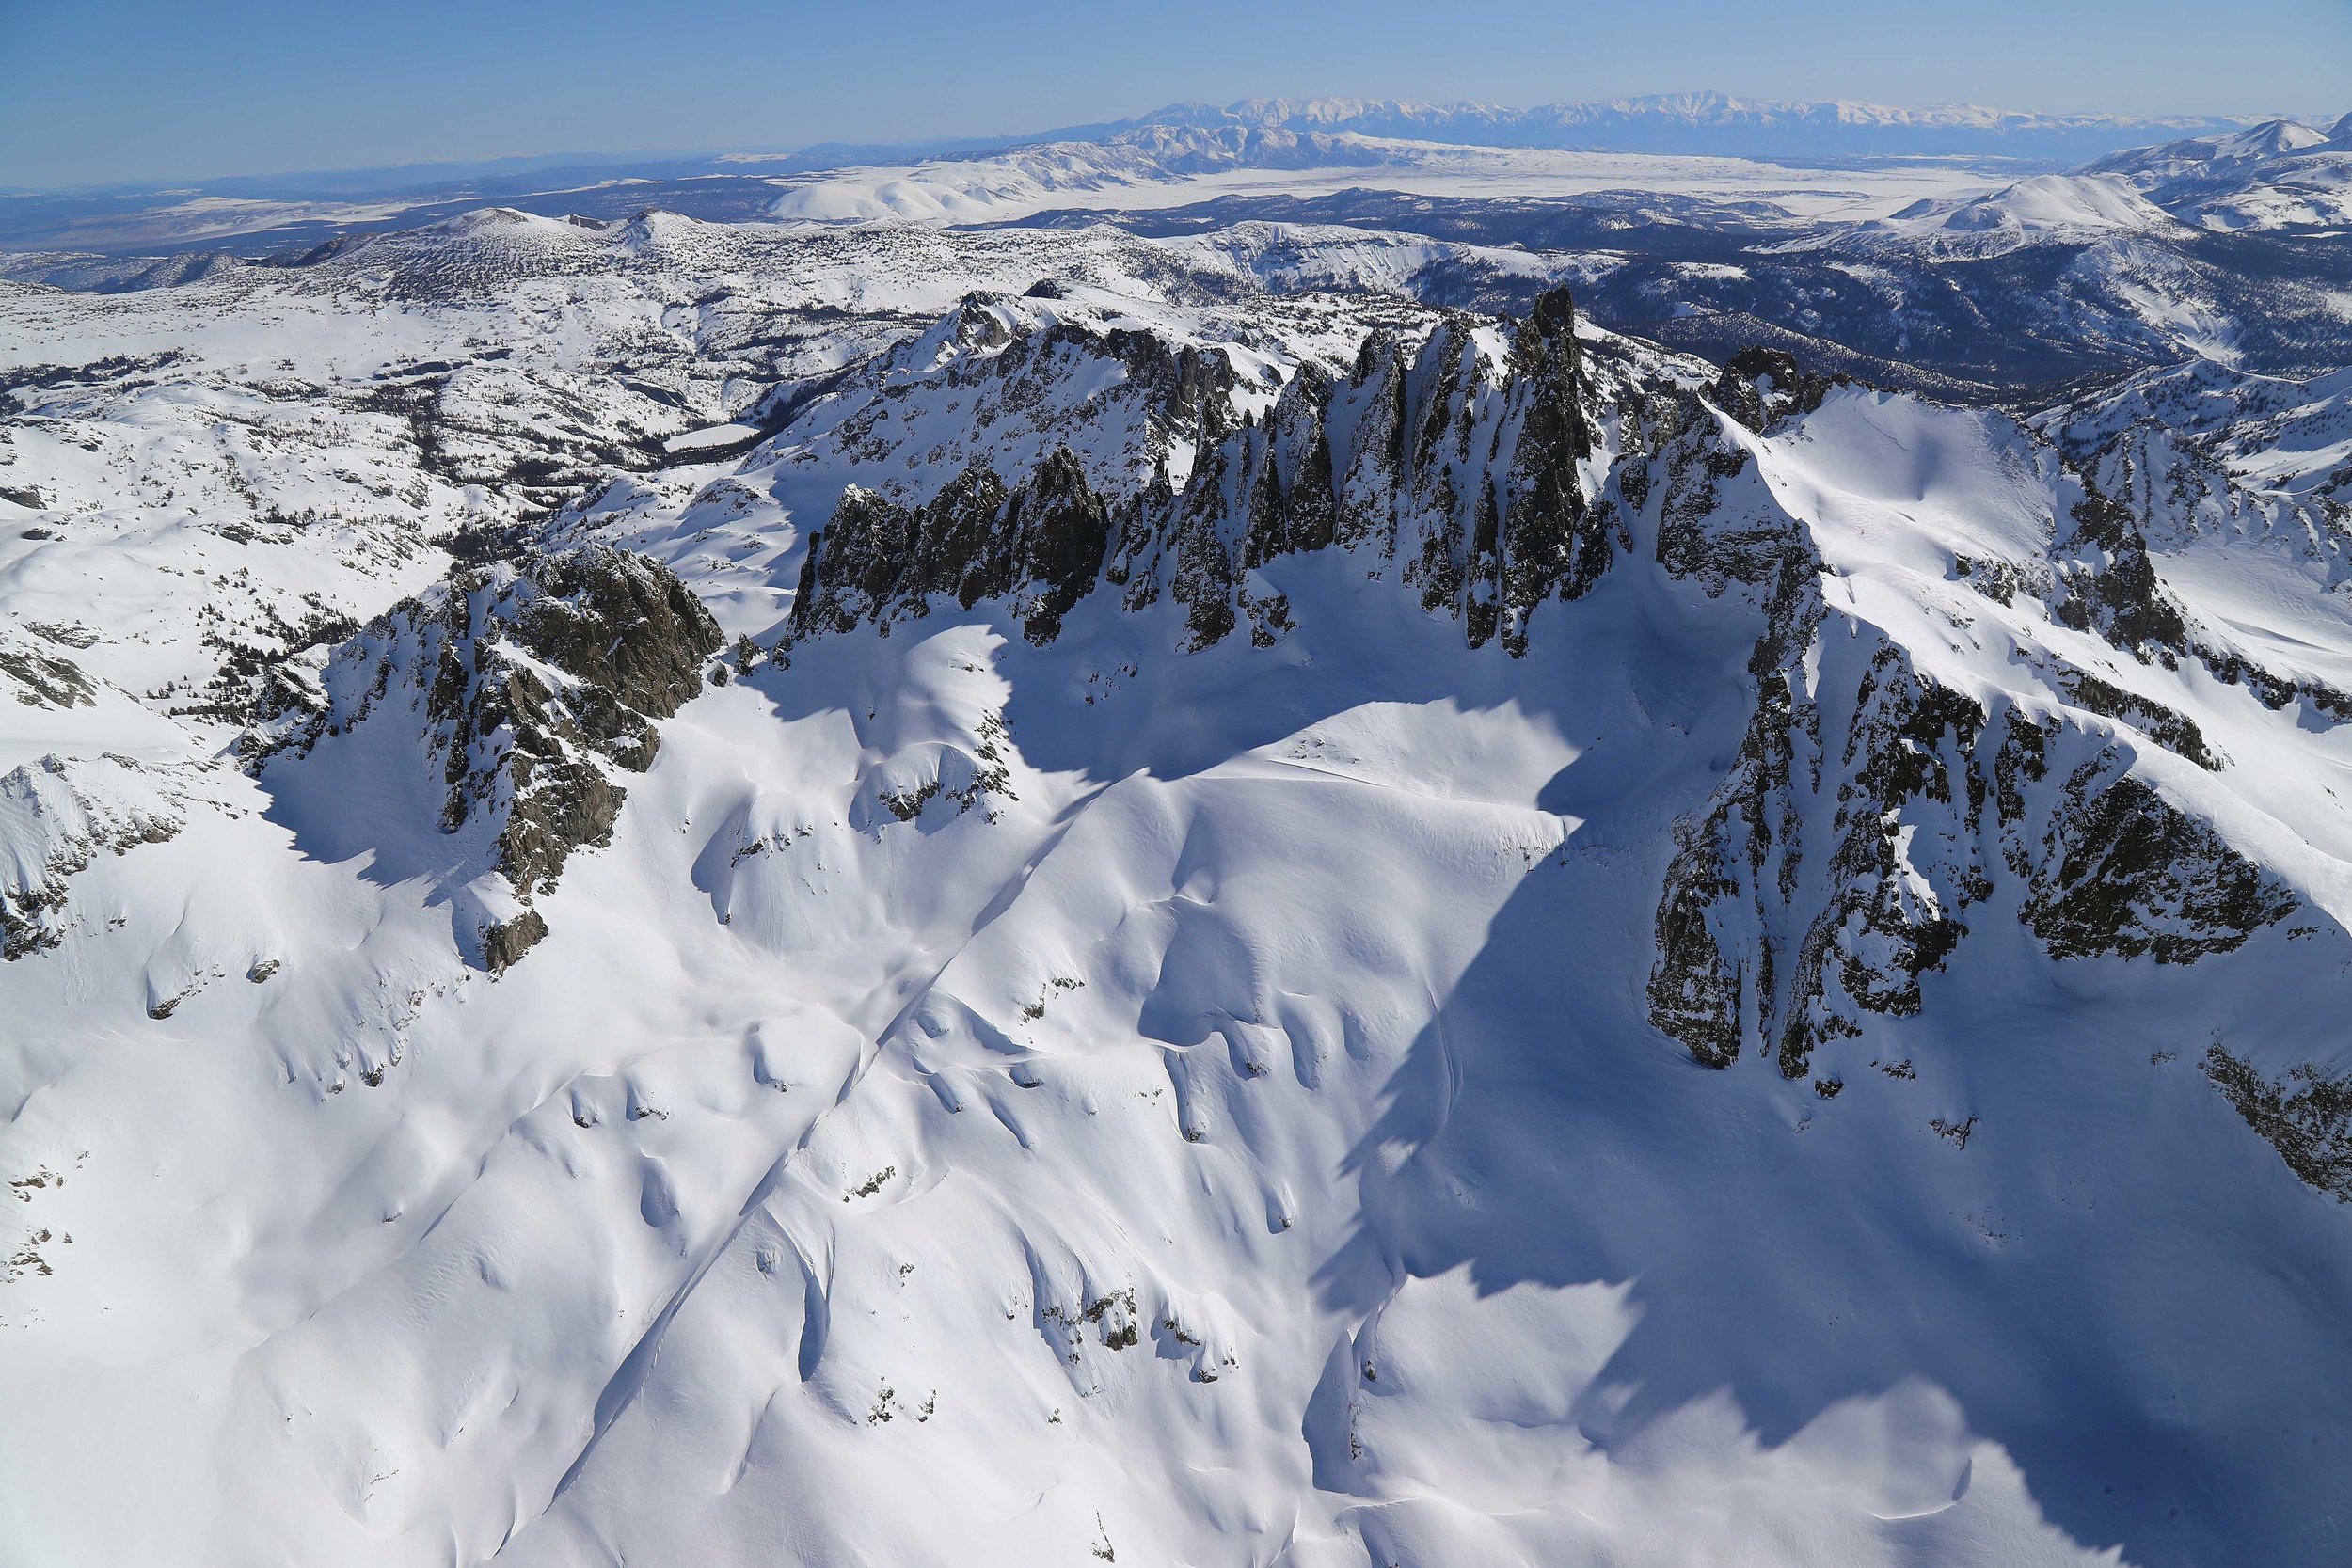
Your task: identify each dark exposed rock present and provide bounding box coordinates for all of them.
[0,644,95,710]
[482,910,551,972]
[2023,765,2294,963]
[256,544,720,970]
[1240,366,1340,567]
[1648,818,1747,1069]
[791,285,1621,659]
[1336,333,1411,552]
[1646,530,1826,1069]
[2059,671,2219,770]
[1953,554,2041,607]
[1650,610,2293,1071]
[1645,581,1995,1078]
[1769,650,1986,1080]
[1488,286,1604,653]
[1710,345,1836,435]
[1163,443,1244,650]
[2204,1044,2352,1202]
[2050,473,2191,664]
[1640,449,2282,1077]
[789,446,1116,646]
[1646,387,1794,594]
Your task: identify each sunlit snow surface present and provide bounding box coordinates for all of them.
[766,135,2001,228]
[2,206,2351,1568]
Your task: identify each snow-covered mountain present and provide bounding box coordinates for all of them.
[7,182,2352,1568]
[2085,115,2352,230]
[738,111,2352,392]
[759,122,1999,229]
[3,94,2304,257]
[1143,93,2282,161]
[1836,173,2188,258]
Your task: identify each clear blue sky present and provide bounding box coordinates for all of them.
[4,0,2346,189]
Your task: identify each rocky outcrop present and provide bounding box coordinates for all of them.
[2204,1044,2352,1202]
[0,632,96,711]
[1771,652,1986,1080]
[1648,600,2295,1077]
[2050,471,2193,664]
[2022,764,2294,963]
[1,754,187,960]
[790,447,1114,646]
[1708,345,1836,435]
[773,293,1248,515]
[790,285,1621,658]
[1486,290,1603,648]
[1636,387,2295,1078]
[256,545,721,968]
[2040,453,2352,725]
[1645,521,1825,1069]
[1150,291,1618,656]
[1645,578,1994,1080]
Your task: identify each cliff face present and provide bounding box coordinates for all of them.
[253,545,721,967]
[787,289,2314,1103]
[788,447,1115,646]
[793,287,1618,657]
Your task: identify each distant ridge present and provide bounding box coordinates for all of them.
[1,92,2314,255]
[1119,93,2290,163]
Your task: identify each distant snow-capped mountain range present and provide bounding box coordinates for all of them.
[1122,93,2296,159]
[0,92,2321,254]
[10,99,2351,407]
[757,110,2352,236]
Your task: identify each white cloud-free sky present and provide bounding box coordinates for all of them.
[4,0,2346,189]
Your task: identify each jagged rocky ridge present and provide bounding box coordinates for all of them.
[1645,582,2297,1082]
[792,286,1607,657]
[252,544,721,967]
[1643,352,2303,1077]
[789,288,2319,1114]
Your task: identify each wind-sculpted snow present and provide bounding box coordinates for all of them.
[7,211,2352,1568]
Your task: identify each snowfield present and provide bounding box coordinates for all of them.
[765,128,2003,229]
[4,169,2352,1568]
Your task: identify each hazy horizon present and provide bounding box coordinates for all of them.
[3,89,2342,198]
[5,0,2345,190]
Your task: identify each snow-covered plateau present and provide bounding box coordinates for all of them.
[4,134,2352,1568]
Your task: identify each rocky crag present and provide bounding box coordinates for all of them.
[782,284,2329,1174]
[251,545,721,967]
